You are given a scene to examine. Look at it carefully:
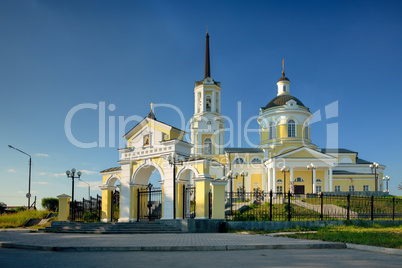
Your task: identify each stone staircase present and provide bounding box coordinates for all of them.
[40,221,183,234]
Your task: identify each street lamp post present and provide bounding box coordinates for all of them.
[66,168,82,221]
[78,178,90,200]
[383,176,390,192]
[370,162,379,192]
[8,145,32,209]
[240,171,248,197]
[168,153,183,219]
[307,163,316,194]
[227,170,233,215]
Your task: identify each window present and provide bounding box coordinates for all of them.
[233,158,245,164]
[276,179,283,184]
[349,185,355,192]
[215,92,219,113]
[269,121,277,140]
[363,185,369,191]
[304,125,309,139]
[316,179,322,183]
[316,186,322,193]
[206,96,211,111]
[204,138,212,155]
[276,186,283,194]
[335,185,341,192]
[197,92,201,113]
[283,85,286,92]
[251,158,262,164]
[295,177,304,182]
[287,120,295,137]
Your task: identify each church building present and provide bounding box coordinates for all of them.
[99,32,386,222]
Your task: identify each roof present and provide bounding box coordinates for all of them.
[320,148,357,154]
[224,148,263,153]
[356,158,372,164]
[262,94,306,110]
[332,170,372,175]
[100,167,122,173]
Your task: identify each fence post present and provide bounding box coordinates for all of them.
[370,195,374,221]
[392,197,395,221]
[347,194,350,221]
[269,190,273,221]
[320,192,324,221]
[287,190,291,221]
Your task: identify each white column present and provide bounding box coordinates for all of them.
[290,167,294,194]
[119,163,131,222]
[329,167,333,191]
[312,168,317,194]
[267,167,272,192]
[324,168,329,192]
[261,168,266,193]
[161,162,174,219]
[273,167,277,193]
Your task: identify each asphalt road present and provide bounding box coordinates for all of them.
[1,248,401,268]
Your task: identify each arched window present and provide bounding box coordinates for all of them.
[283,85,286,92]
[233,158,245,164]
[204,138,212,155]
[316,179,322,184]
[251,157,262,164]
[304,124,309,139]
[269,121,276,140]
[197,92,201,113]
[288,119,295,137]
[206,96,211,112]
[276,179,283,184]
[215,92,219,113]
[295,177,304,182]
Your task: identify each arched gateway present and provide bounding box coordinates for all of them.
[100,111,225,222]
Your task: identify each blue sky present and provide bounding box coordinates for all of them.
[1,0,401,208]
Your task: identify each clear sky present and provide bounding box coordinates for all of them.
[1,0,401,208]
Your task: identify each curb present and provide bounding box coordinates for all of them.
[346,243,402,256]
[0,242,346,252]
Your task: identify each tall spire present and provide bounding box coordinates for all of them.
[204,30,210,79]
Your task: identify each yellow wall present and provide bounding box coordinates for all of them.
[333,176,375,191]
[251,174,262,189]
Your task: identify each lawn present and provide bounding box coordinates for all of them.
[283,224,402,249]
[0,210,50,228]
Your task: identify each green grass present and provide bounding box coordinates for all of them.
[0,210,50,228]
[301,196,402,214]
[229,202,323,221]
[284,224,402,249]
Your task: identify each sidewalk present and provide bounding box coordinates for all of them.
[0,229,345,252]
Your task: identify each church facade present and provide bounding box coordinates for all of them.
[99,33,385,222]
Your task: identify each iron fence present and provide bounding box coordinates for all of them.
[69,195,102,221]
[225,191,402,221]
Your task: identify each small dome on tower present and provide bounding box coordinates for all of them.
[262,95,306,110]
[278,71,290,82]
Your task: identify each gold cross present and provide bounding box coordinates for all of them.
[282,59,285,73]
[150,102,153,111]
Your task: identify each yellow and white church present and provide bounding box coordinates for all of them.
[99,32,386,222]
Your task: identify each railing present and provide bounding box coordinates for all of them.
[70,195,102,222]
[225,191,402,221]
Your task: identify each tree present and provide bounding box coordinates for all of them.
[41,198,59,212]
[0,202,6,214]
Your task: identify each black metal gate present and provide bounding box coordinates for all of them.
[137,183,162,222]
[110,190,120,222]
[184,186,196,219]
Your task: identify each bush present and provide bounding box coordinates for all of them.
[83,212,99,222]
[0,202,6,214]
[42,198,59,212]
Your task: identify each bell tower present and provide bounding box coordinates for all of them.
[190,31,225,156]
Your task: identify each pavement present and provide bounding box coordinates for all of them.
[0,229,401,256]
